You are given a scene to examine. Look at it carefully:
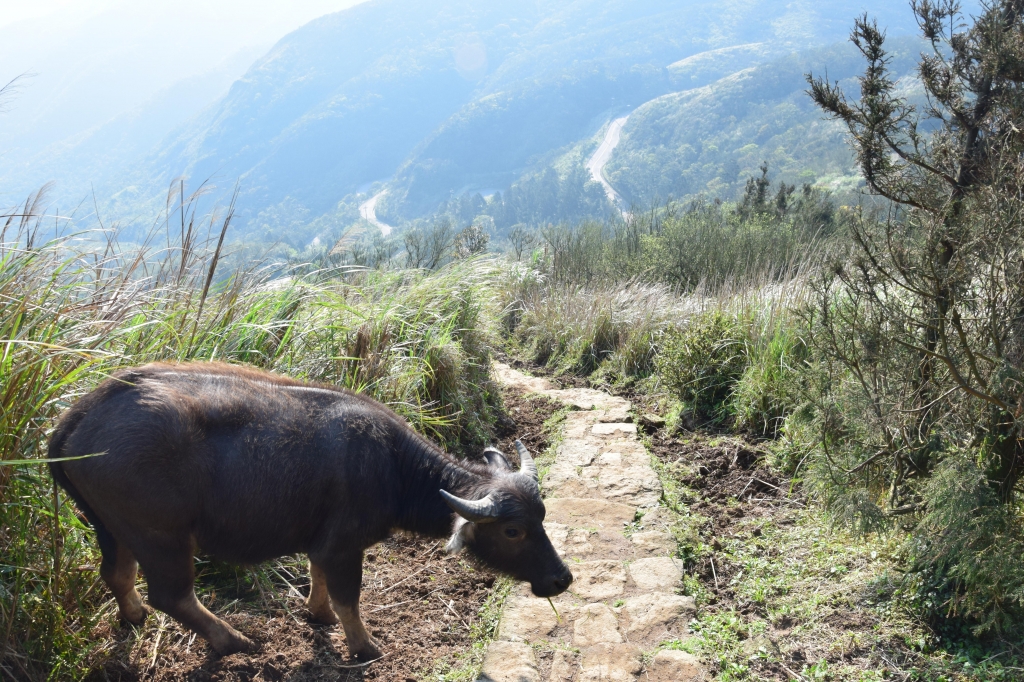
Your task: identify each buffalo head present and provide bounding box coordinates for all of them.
[440,440,573,597]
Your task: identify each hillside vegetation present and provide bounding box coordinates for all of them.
[0,0,929,242]
[604,38,925,204]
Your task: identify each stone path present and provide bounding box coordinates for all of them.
[478,364,705,682]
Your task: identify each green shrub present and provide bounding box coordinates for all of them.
[731,319,806,436]
[801,0,1024,634]
[507,277,676,377]
[904,453,1024,634]
[656,312,747,421]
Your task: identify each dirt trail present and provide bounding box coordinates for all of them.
[480,364,704,682]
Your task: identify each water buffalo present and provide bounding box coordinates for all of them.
[49,362,571,660]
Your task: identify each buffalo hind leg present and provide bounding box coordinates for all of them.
[305,560,339,624]
[315,550,380,661]
[137,540,254,656]
[99,541,150,624]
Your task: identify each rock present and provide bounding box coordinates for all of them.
[542,522,569,557]
[491,363,554,393]
[589,441,649,467]
[542,461,592,498]
[639,412,667,430]
[628,557,683,592]
[569,560,627,600]
[549,649,578,681]
[595,464,662,506]
[566,529,634,560]
[545,498,636,529]
[621,594,696,642]
[562,411,600,439]
[545,387,630,416]
[557,441,599,466]
[565,527,597,556]
[591,422,637,437]
[596,451,623,466]
[595,405,634,423]
[630,530,676,555]
[478,641,540,682]
[497,597,560,643]
[637,506,675,528]
[647,649,703,681]
[572,603,622,646]
[579,643,641,682]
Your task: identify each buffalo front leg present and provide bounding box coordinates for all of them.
[305,560,339,624]
[99,541,151,624]
[137,539,255,656]
[315,550,381,661]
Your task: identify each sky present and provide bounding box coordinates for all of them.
[0,0,367,155]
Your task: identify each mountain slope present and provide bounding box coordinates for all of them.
[376,0,922,219]
[113,0,928,228]
[604,38,925,205]
[7,0,941,235]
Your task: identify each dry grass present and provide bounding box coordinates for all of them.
[0,192,506,679]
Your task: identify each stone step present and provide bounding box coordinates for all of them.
[480,364,705,682]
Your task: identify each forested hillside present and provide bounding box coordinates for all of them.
[2,0,929,242]
[604,38,925,204]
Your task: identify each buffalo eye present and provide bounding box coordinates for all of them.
[503,527,523,540]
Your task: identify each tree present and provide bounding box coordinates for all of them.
[735,162,796,219]
[507,223,535,261]
[453,223,490,258]
[404,217,458,269]
[804,0,1024,627]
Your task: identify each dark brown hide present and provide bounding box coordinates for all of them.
[49,362,571,659]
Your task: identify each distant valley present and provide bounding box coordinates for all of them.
[1,0,932,245]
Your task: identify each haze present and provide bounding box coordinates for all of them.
[0,0,976,238]
[0,0,366,160]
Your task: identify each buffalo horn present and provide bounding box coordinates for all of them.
[482,447,513,471]
[515,440,538,481]
[440,490,500,523]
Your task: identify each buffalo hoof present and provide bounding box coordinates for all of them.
[120,602,153,626]
[306,605,339,625]
[352,637,383,662]
[212,629,257,657]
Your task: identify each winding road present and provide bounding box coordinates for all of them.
[361,117,628,233]
[359,191,393,236]
[586,115,630,213]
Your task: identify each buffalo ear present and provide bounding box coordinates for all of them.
[445,517,475,554]
[482,447,514,472]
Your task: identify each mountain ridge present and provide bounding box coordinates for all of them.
[3,0,937,238]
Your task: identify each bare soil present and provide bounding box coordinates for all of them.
[87,388,557,682]
[647,432,789,592]
[646,428,902,680]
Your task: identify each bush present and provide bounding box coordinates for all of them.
[641,195,833,293]
[656,312,747,421]
[798,0,1024,632]
[731,319,806,436]
[508,278,677,377]
[905,453,1024,633]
